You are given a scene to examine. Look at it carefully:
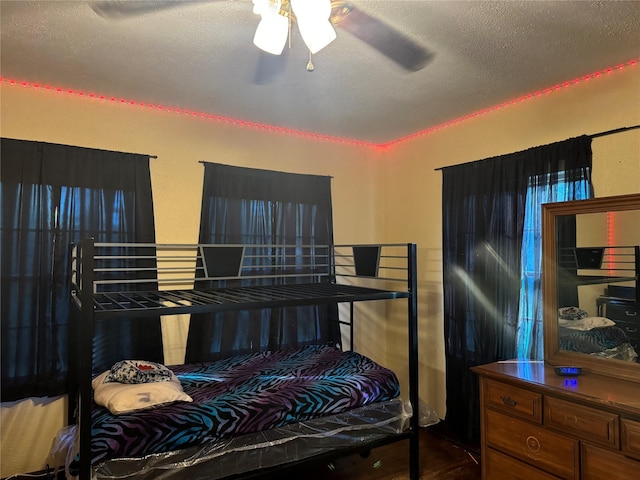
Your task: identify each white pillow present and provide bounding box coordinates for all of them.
[558,316,615,331]
[92,370,193,415]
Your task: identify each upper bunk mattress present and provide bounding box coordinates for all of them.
[90,344,400,465]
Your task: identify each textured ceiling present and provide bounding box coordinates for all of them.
[1,0,639,144]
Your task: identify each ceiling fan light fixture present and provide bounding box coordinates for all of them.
[253,14,289,55]
[252,0,289,55]
[291,0,336,54]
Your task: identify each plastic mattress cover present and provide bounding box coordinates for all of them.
[51,398,436,480]
[591,341,638,362]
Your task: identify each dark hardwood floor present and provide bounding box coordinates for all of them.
[295,426,482,480]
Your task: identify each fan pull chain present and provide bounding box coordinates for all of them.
[287,1,292,49]
[306,50,314,72]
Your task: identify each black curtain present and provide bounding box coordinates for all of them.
[1,138,163,401]
[185,163,339,362]
[441,135,592,446]
[556,217,580,308]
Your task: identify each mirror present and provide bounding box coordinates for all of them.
[543,193,640,383]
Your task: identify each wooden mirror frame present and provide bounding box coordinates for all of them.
[543,193,640,383]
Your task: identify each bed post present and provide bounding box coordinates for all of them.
[67,243,79,425]
[77,238,95,480]
[407,243,420,479]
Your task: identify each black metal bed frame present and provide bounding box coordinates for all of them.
[69,239,419,479]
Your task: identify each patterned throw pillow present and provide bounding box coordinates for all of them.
[104,360,173,384]
[558,306,589,321]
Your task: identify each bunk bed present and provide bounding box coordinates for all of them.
[63,239,420,480]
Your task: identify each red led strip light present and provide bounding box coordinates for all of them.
[0,77,378,150]
[380,59,639,149]
[1,59,637,150]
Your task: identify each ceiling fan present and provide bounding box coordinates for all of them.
[90,0,434,75]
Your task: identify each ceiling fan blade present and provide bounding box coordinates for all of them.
[90,1,212,19]
[335,3,434,72]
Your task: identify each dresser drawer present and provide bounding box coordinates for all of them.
[485,408,579,480]
[582,443,640,480]
[485,447,562,480]
[622,418,640,460]
[545,396,619,448]
[484,378,542,423]
[605,303,638,321]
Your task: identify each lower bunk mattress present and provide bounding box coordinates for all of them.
[559,325,638,361]
[75,399,409,480]
[57,344,404,478]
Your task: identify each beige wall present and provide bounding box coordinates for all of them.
[379,65,640,419]
[1,65,639,476]
[0,83,387,476]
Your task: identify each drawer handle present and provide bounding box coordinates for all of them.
[526,435,541,453]
[561,413,579,427]
[500,396,518,407]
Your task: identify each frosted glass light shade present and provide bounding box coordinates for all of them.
[253,13,289,55]
[291,0,336,54]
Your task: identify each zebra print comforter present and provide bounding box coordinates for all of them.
[90,344,400,465]
[559,325,630,354]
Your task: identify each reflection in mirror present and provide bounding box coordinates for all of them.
[556,210,639,362]
[543,194,640,383]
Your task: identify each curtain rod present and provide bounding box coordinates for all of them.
[434,124,640,171]
[589,124,640,138]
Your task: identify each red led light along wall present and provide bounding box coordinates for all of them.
[384,59,639,148]
[0,77,378,150]
[1,59,637,150]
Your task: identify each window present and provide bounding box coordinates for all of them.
[516,172,592,360]
[1,138,161,401]
[441,135,593,446]
[185,163,338,362]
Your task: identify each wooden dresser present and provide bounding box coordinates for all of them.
[472,361,640,480]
